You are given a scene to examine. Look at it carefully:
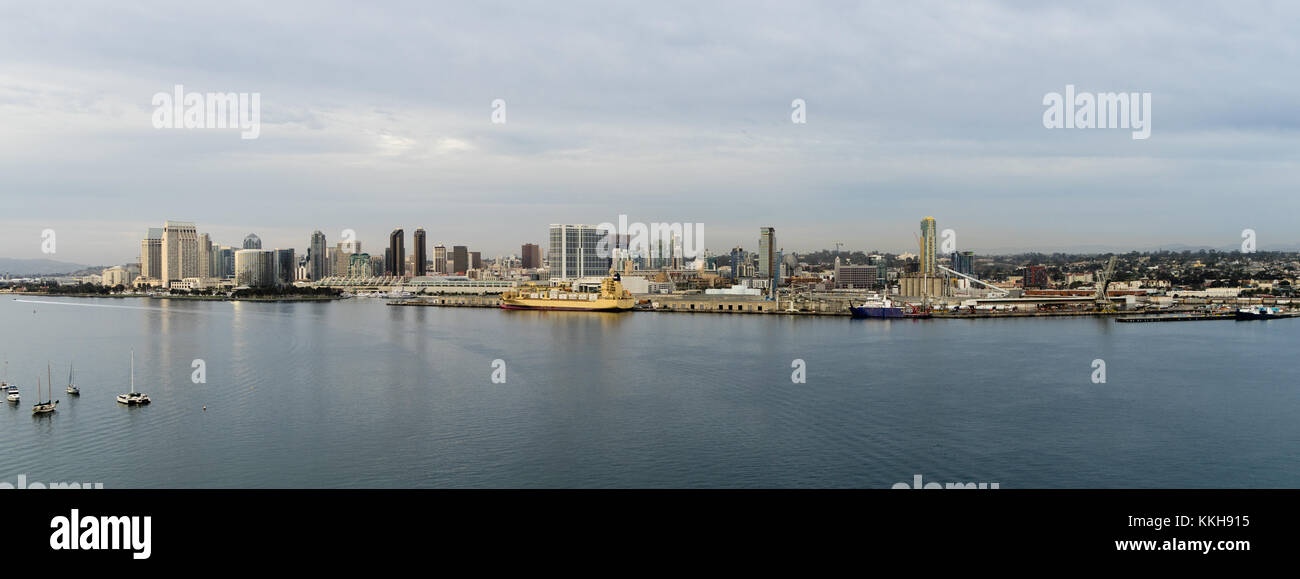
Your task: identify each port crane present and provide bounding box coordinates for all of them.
[1094,255,1118,305]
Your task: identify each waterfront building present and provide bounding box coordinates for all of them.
[309,230,327,281]
[433,244,448,274]
[162,220,200,287]
[234,249,276,287]
[452,245,468,275]
[548,224,612,280]
[413,228,428,276]
[386,228,405,277]
[139,228,162,282]
[758,227,776,282]
[275,248,295,286]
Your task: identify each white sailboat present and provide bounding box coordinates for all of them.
[66,361,79,395]
[32,362,57,414]
[116,350,151,405]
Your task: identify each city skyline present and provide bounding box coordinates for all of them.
[3,2,1299,264]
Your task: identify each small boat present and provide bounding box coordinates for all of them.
[32,362,58,414]
[2,358,17,402]
[116,350,151,406]
[850,295,932,319]
[66,361,79,395]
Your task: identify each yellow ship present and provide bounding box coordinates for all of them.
[500,274,635,312]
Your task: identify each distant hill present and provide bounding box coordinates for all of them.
[0,258,96,276]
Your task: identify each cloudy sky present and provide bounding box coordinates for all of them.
[1,1,1297,265]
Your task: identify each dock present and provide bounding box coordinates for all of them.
[1115,314,1235,323]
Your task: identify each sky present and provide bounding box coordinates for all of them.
[1,1,1297,266]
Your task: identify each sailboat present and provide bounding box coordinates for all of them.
[116,351,151,405]
[66,361,79,395]
[32,362,58,414]
[2,359,18,403]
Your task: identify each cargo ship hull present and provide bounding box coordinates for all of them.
[500,302,632,312]
[850,306,906,318]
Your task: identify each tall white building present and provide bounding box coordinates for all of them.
[162,221,199,288]
[548,224,612,280]
[758,226,777,282]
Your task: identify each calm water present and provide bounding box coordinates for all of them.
[1,296,1297,488]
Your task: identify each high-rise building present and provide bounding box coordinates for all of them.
[548,224,612,280]
[218,247,235,278]
[729,246,745,280]
[470,251,481,270]
[451,246,468,274]
[199,233,212,280]
[234,249,275,287]
[413,228,428,276]
[952,251,974,276]
[521,243,541,269]
[920,217,938,276]
[139,228,163,282]
[161,221,199,287]
[275,249,295,286]
[433,244,448,274]
[386,228,405,277]
[243,233,262,250]
[758,227,777,282]
[308,231,327,281]
[348,253,372,277]
[333,241,359,278]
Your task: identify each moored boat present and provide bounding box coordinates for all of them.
[850,296,931,319]
[500,274,635,312]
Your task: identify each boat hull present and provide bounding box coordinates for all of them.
[1235,311,1283,320]
[500,303,632,312]
[850,306,904,318]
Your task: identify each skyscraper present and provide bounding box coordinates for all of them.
[521,243,541,269]
[920,217,938,276]
[387,228,405,276]
[952,251,974,276]
[161,221,199,287]
[548,224,612,280]
[199,233,212,279]
[433,244,448,274]
[234,249,275,287]
[275,249,295,286]
[243,233,262,249]
[309,231,327,281]
[470,251,481,270]
[139,228,162,282]
[413,228,427,276]
[758,227,776,282]
[452,246,468,274]
[333,241,359,278]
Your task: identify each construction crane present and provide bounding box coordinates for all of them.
[1094,255,1118,304]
